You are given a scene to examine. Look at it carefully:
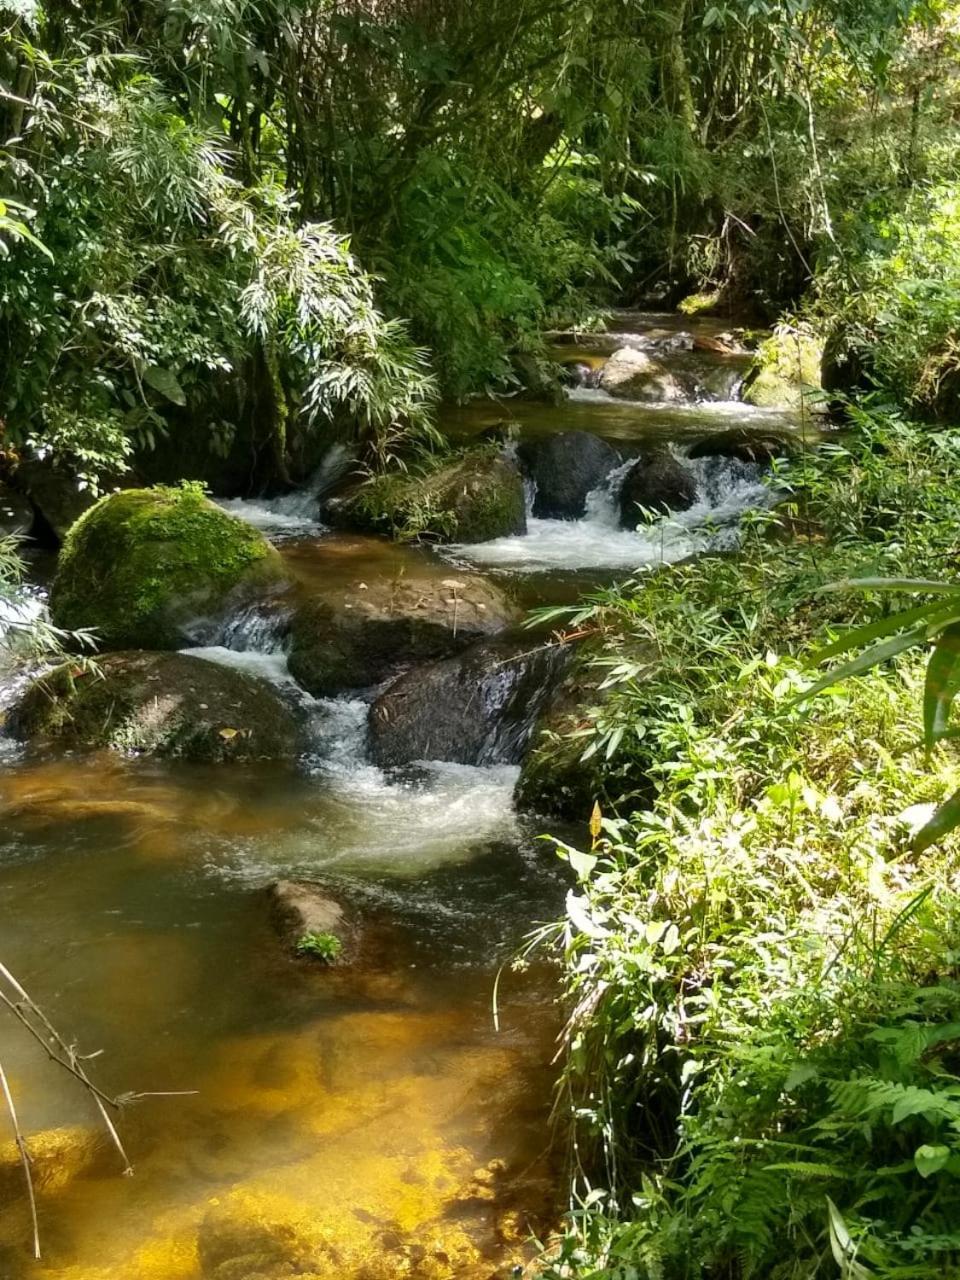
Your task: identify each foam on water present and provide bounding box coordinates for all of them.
[216,444,351,537]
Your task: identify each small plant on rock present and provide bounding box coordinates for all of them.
[294,931,343,963]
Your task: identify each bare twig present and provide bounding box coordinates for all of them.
[0,1059,40,1260]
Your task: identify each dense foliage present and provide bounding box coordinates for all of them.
[534,416,960,1277]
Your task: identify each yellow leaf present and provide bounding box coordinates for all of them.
[218,727,239,740]
[589,801,602,841]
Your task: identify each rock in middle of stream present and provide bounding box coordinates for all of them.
[368,635,571,768]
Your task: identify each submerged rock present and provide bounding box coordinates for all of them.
[13,651,300,760]
[0,483,34,538]
[517,431,620,519]
[368,635,570,768]
[0,1126,111,1202]
[618,450,697,525]
[49,484,286,650]
[598,348,687,402]
[267,879,355,963]
[197,1206,314,1280]
[287,573,518,697]
[688,427,796,465]
[325,451,526,544]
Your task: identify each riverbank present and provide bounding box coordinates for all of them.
[535,411,960,1278]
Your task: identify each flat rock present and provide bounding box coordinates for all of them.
[287,572,519,697]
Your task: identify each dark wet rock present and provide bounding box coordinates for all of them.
[287,573,519,697]
[13,651,300,760]
[0,483,33,538]
[368,635,570,768]
[618,450,697,525]
[325,451,526,544]
[49,485,286,650]
[599,348,687,402]
[514,666,617,823]
[511,352,564,403]
[688,428,797,465]
[517,431,620,519]
[267,879,356,963]
[10,457,102,542]
[670,350,750,400]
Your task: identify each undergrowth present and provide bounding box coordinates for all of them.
[535,408,960,1279]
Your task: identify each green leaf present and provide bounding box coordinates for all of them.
[924,622,960,751]
[912,784,960,854]
[566,848,598,879]
[820,577,960,596]
[915,1144,950,1178]
[143,365,187,406]
[792,624,930,707]
[815,602,960,663]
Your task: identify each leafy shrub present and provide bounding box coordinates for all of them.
[295,931,343,963]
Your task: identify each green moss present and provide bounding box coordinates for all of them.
[50,483,284,649]
[678,290,723,316]
[328,449,526,544]
[742,324,823,409]
[13,651,299,760]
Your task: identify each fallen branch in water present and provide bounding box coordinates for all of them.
[0,960,196,1258]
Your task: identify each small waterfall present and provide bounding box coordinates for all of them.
[216,443,352,537]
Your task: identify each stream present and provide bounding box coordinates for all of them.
[0,313,802,1280]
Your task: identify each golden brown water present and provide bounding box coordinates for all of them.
[0,754,567,1279]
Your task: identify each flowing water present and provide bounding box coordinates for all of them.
[0,312,801,1279]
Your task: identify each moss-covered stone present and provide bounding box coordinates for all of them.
[12,651,300,760]
[741,325,823,409]
[287,573,518,697]
[49,484,285,649]
[325,450,526,544]
[0,1126,111,1202]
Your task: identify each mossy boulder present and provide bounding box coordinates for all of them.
[324,451,526,544]
[287,572,518,697]
[741,325,823,409]
[0,1126,111,1202]
[49,485,285,649]
[13,651,300,760]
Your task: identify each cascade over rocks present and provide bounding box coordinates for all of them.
[49,485,286,650]
[517,431,620,519]
[13,651,300,760]
[619,450,697,525]
[368,635,570,768]
[287,572,519,697]
[325,451,526,544]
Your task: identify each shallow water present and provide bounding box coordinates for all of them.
[0,754,567,1280]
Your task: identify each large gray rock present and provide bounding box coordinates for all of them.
[368,636,570,768]
[13,651,300,760]
[517,431,620,519]
[619,450,697,525]
[287,571,519,697]
[599,348,687,402]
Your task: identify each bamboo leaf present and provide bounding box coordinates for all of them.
[819,577,960,595]
[912,785,960,854]
[815,603,960,663]
[792,624,930,706]
[924,622,960,750]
